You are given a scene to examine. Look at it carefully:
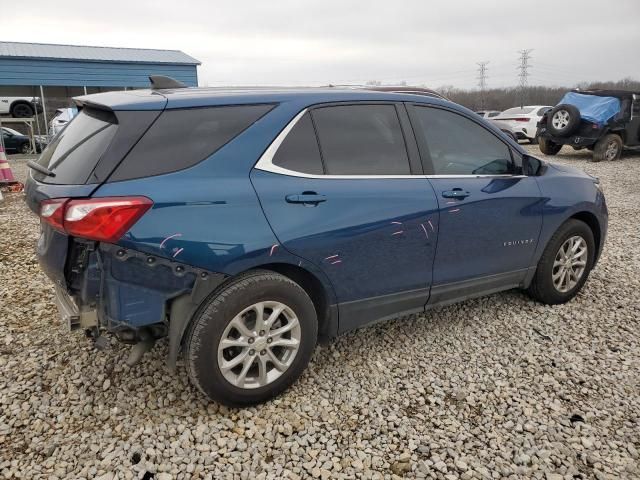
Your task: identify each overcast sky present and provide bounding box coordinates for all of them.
[4,0,640,90]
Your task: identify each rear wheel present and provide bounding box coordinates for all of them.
[10,102,34,118]
[184,270,318,406]
[527,219,595,305]
[539,137,562,155]
[592,134,622,162]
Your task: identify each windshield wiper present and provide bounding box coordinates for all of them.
[27,160,55,177]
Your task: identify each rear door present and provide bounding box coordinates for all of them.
[251,103,439,332]
[408,104,543,304]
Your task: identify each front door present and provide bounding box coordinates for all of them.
[408,104,543,304]
[251,104,439,332]
[626,95,640,146]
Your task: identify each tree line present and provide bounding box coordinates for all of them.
[435,78,640,112]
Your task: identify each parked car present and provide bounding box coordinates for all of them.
[49,107,78,136]
[1,127,44,154]
[476,110,502,118]
[537,89,640,162]
[25,85,608,406]
[0,96,43,118]
[492,105,552,143]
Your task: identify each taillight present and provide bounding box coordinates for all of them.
[39,196,153,242]
[40,198,67,232]
[515,118,529,122]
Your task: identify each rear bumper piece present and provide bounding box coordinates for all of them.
[54,285,80,331]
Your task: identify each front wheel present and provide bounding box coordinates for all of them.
[184,270,318,406]
[527,219,595,305]
[539,137,562,155]
[20,142,32,154]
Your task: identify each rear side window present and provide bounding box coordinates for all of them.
[35,108,117,184]
[311,104,410,175]
[487,111,500,118]
[110,104,273,181]
[415,106,512,175]
[536,107,551,116]
[273,113,324,174]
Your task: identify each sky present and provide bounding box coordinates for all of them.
[3,0,639,90]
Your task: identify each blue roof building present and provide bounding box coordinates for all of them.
[0,41,200,88]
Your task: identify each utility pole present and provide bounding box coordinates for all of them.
[476,61,489,110]
[517,49,533,108]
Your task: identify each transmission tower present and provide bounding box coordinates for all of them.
[476,61,489,110]
[517,49,533,108]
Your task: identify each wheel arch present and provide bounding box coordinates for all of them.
[9,99,33,114]
[570,211,602,263]
[167,261,338,370]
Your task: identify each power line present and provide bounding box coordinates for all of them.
[476,61,489,110]
[517,49,533,107]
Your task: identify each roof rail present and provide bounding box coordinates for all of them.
[149,75,187,89]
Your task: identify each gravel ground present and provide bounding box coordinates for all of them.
[1,146,639,480]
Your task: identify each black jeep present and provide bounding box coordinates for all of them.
[537,89,640,162]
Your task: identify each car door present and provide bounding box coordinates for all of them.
[251,103,440,333]
[626,94,640,146]
[407,104,543,305]
[1,129,17,153]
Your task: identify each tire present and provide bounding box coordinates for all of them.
[10,102,35,118]
[547,104,581,136]
[19,142,31,155]
[538,137,562,155]
[527,219,595,305]
[592,133,622,162]
[184,270,318,406]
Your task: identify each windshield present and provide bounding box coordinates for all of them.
[2,127,23,136]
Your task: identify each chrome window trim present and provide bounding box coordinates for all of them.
[254,108,527,180]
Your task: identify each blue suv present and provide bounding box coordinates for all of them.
[25,83,608,406]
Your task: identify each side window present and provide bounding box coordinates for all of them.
[110,104,274,181]
[537,107,551,116]
[414,106,513,175]
[488,111,500,118]
[632,95,640,117]
[273,113,324,174]
[311,104,410,175]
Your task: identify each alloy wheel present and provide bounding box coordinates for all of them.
[604,140,619,161]
[552,235,588,293]
[217,301,301,389]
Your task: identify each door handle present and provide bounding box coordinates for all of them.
[442,189,470,199]
[285,193,327,205]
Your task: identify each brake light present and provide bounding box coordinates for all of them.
[39,196,153,242]
[40,198,67,232]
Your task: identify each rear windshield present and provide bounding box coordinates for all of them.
[35,108,117,184]
[501,107,534,115]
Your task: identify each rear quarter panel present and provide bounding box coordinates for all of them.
[92,101,338,302]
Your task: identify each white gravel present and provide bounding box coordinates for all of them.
[1,146,639,479]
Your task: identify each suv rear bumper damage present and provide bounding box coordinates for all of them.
[51,239,227,368]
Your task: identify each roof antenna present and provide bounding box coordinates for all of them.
[149,75,187,89]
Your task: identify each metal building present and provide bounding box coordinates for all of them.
[0,41,200,88]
